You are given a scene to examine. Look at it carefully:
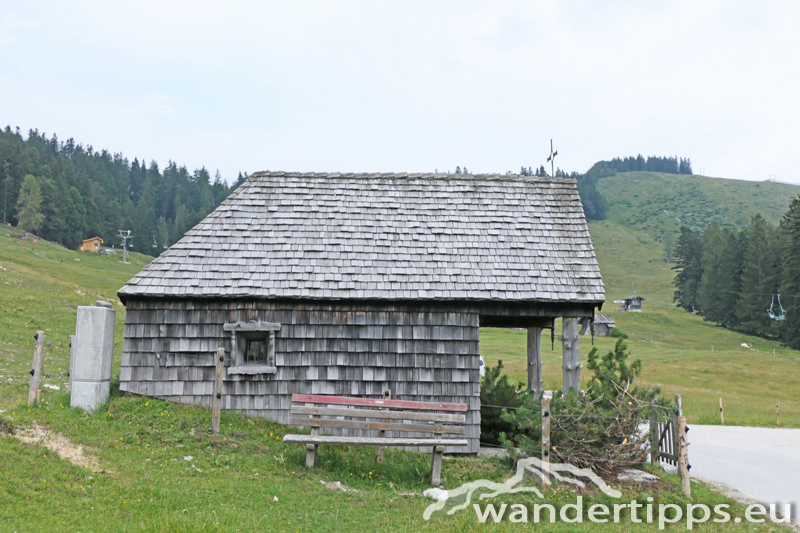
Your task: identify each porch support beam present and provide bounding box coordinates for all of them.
[527,327,543,399]
[561,318,582,393]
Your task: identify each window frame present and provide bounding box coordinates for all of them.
[223,321,280,375]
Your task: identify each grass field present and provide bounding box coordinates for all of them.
[0,225,149,401]
[1,170,799,532]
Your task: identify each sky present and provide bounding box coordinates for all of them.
[1,1,799,184]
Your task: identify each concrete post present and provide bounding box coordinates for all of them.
[70,301,116,413]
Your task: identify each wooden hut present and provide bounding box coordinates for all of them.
[579,314,615,336]
[79,236,103,252]
[117,172,605,453]
[615,294,644,312]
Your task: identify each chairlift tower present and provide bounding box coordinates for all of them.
[118,230,132,264]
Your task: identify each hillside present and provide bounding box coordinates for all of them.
[0,224,150,397]
[599,171,799,244]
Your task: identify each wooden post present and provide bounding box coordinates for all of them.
[677,415,690,496]
[27,331,44,407]
[430,445,444,486]
[649,399,659,465]
[776,400,779,426]
[211,348,224,434]
[375,389,391,463]
[541,398,551,489]
[561,318,581,393]
[306,426,319,468]
[527,327,543,399]
[268,331,276,366]
[719,397,724,425]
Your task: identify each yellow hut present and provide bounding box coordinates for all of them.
[79,237,103,252]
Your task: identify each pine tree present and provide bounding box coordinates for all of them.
[38,177,66,243]
[716,228,745,328]
[698,221,725,321]
[736,215,779,336]
[132,198,158,256]
[672,227,703,312]
[172,203,190,244]
[15,174,44,232]
[63,186,88,248]
[779,197,800,348]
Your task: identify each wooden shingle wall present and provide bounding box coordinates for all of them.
[121,298,481,453]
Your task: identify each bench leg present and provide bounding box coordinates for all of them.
[376,430,386,463]
[306,426,319,468]
[430,446,444,486]
[306,443,318,468]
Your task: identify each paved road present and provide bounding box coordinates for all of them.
[684,425,800,524]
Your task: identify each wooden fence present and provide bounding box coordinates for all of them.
[651,403,679,466]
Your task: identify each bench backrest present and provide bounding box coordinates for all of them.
[289,394,468,436]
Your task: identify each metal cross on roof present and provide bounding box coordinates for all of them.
[546,139,558,180]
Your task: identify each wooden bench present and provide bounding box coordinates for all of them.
[283,394,469,485]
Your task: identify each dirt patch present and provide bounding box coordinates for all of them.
[12,423,102,473]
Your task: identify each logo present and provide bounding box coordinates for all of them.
[423,456,621,520]
[423,457,794,528]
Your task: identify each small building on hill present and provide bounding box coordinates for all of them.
[79,237,103,252]
[579,313,615,336]
[615,293,644,312]
[117,172,605,453]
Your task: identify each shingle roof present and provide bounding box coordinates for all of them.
[119,172,605,304]
[594,314,615,325]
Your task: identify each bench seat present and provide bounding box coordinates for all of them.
[283,435,469,447]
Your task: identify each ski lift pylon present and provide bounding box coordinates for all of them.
[768,294,786,321]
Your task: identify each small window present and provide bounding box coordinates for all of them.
[223,321,281,375]
[245,340,266,364]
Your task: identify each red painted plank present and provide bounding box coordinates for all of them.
[291,394,468,412]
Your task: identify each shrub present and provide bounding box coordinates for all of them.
[479,360,527,445]
[609,327,628,339]
[499,339,664,473]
